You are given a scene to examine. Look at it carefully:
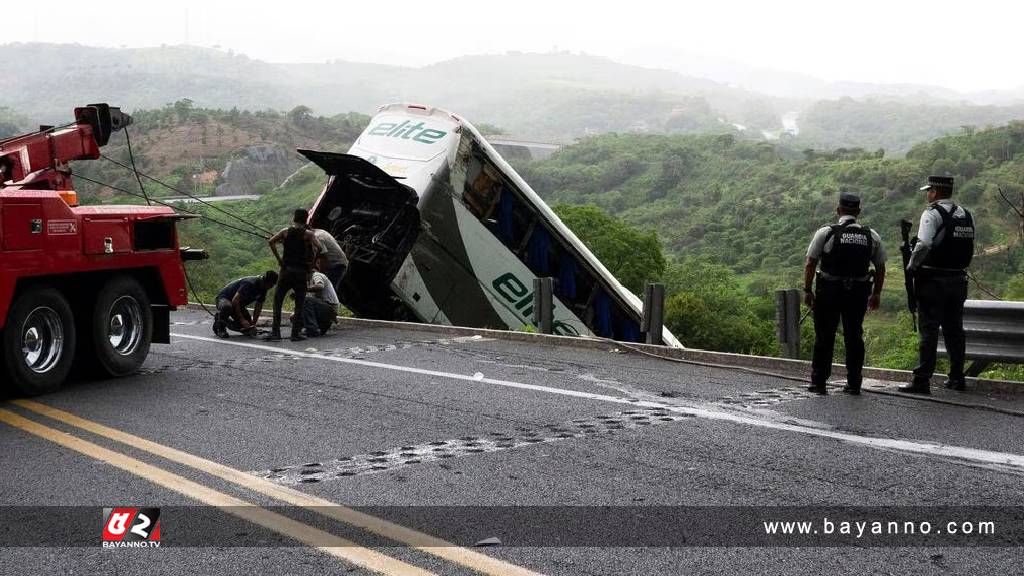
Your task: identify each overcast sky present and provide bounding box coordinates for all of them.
[5,0,1021,93]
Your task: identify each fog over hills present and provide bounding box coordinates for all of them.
[3,42,1024,153]
[616,45,1024,105]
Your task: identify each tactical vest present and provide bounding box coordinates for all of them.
[923,204,974,270]
[820,221,873,278]
[282,226,311,270]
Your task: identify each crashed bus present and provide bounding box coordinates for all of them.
[304,103,682,347]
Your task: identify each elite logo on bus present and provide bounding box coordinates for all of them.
[367,120,447,144]
[492,272,580,337]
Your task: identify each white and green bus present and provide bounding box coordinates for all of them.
[305,103,681,347]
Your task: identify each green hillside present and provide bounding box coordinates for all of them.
[70,101,368,203]
[795,98,1024,155]
[520,123,1024,293]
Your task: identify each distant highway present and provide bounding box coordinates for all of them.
[2,309,1022,574]
[485,137,564,160]
[164,194,261,204]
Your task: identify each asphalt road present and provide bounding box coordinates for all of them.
[2,309,1023,575]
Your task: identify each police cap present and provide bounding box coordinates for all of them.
[920,175,954,192]
[838,192,861,209]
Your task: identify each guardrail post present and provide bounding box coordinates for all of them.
[786,289,801,359]
[642,283,665,345]
[533,277,553,334]
[776,289,801,359]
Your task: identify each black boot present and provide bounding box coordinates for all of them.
[842,384,861,395]
[943,379,966,391]
[262,332,282,342]
[898,380,931,394]
[806,383,828,395]
[212,315,229,338]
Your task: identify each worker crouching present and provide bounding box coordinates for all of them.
[303,257,340,337]
[212,271,278,338]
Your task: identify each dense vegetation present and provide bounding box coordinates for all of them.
[795,98,1024,155]
[518,123,1024,378]
[520,124,1024,291]
[551,204,666,294]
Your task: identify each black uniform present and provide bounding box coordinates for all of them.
[809,219,877,391]
[910,202,975,388]
[270,226,312,339]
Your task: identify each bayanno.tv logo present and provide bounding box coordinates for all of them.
[101,507,161,548]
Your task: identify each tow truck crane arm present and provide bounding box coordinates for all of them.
[0,104,131,203]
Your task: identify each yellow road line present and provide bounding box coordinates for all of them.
[0,408,434,576]
[14,399,544,576]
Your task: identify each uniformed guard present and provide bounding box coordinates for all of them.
[804,193,886,395]
[900,176,976,394]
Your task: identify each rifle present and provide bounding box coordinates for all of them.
[899,218,918,332]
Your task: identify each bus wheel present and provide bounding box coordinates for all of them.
[91,276,152,377]
[1,287,76,395]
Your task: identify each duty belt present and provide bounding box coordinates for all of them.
[916,266,967,277]
[817,271,872,283]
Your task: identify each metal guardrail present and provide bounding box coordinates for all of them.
[939,299,1024,376]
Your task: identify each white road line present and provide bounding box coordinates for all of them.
[172,332,1024,473]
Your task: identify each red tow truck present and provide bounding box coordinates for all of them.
[0,104,203,395]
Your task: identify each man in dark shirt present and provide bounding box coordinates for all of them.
[213,270,278,338]
[265,208,319,341]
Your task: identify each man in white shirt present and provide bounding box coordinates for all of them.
[302,258,340,337]
[313,228,349,293]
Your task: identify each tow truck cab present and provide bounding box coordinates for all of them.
[0,104,200,395]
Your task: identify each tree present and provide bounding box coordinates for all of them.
[172,99,194,122]
[1008,274,1024,300]
[288,105,313,126]
[662,259,777,355]
[553,204,665,295]
[254,180,275,195]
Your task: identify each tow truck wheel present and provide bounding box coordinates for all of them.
[90,276,152,377]
[1,287,76,395]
